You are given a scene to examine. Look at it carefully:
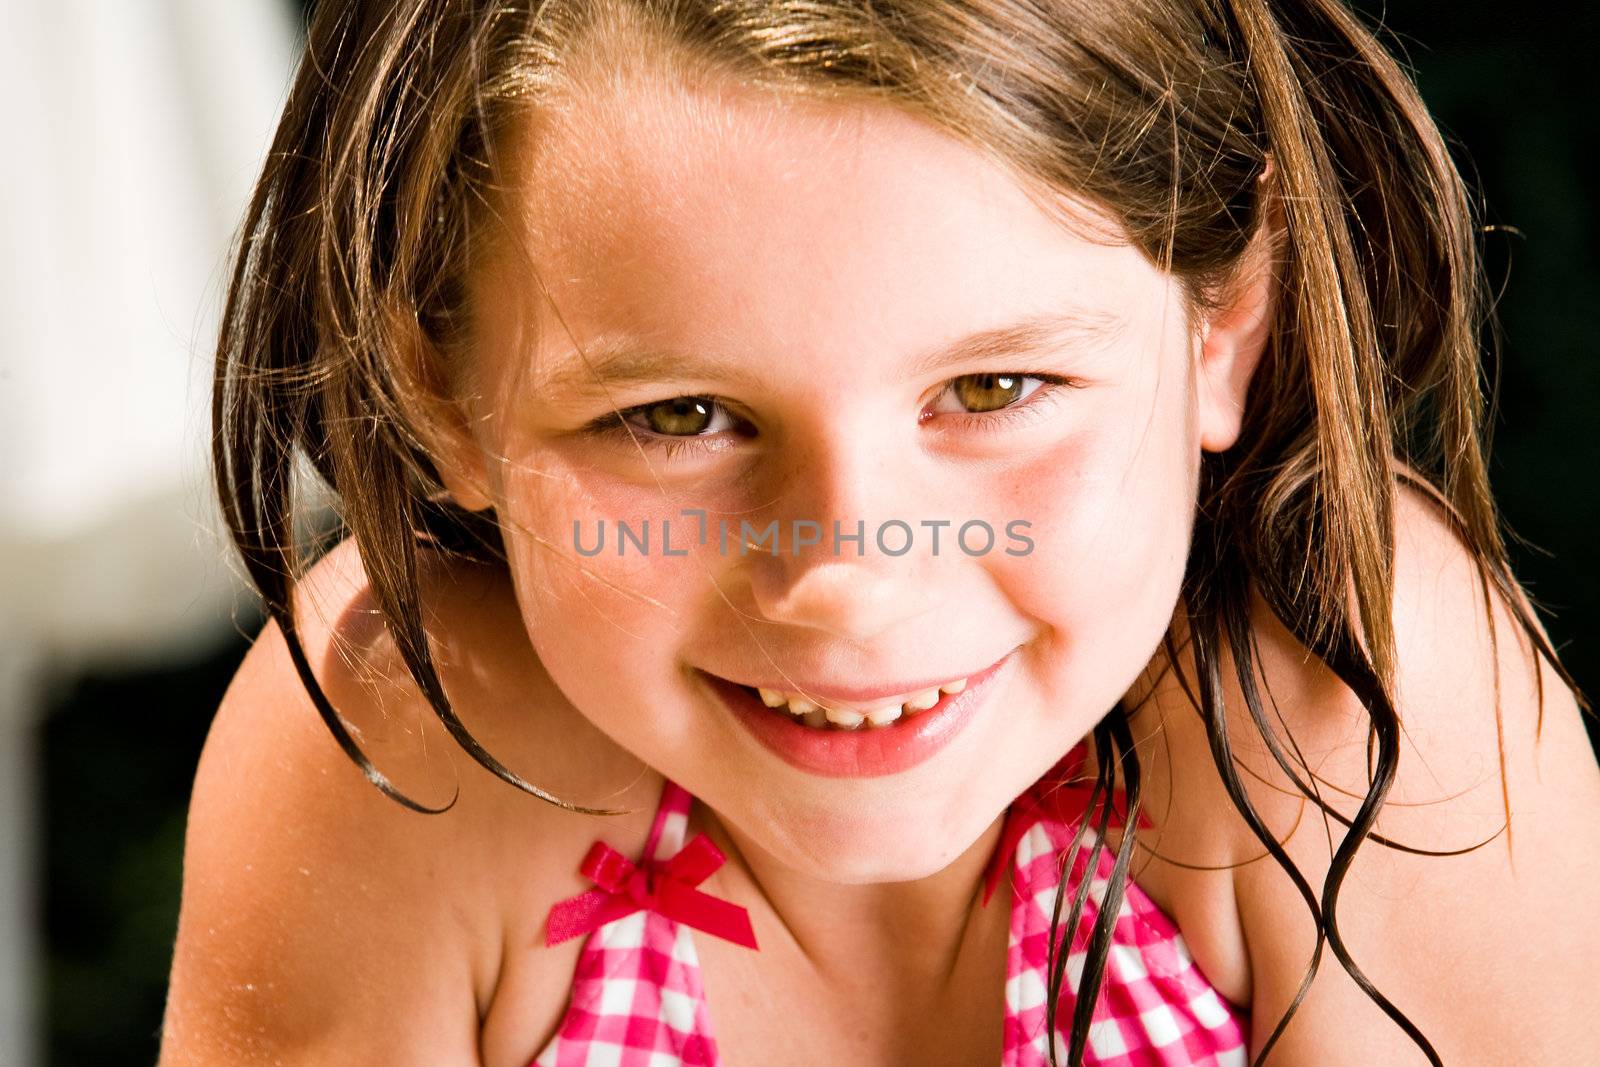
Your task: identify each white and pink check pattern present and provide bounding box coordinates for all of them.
[532,774,1250,1066]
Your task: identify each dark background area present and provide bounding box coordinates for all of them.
[39,2,1597,1063]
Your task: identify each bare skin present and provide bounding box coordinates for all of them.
[160,474,1600,1065]
[160,69,1600,1067]
[421,72,1268,1062]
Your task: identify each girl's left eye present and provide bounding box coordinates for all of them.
[921,372,1073,424]
[581,372,1077,458]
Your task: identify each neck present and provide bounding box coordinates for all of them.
[689,797,1013,995]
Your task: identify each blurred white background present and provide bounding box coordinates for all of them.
[0,3,297,1063]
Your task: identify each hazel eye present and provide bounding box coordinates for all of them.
[926,373,1055,417]
[946,373,1041,413]
[635,396,718,436]
[918,371,1080,435]
[580,394,747,459]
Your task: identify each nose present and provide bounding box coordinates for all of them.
[738,435,945,644]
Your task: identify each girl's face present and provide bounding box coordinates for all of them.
[452,75,1242,882]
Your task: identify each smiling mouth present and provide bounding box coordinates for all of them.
[698,650,1021,778]
[728,679,970,730]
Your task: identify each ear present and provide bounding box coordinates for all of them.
[1195,159,1283,453]
[387,305,497,513]
[426,413,497,514]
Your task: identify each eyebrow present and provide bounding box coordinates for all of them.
[532,307,1125,399]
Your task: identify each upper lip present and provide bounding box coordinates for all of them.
[703,648,1015,705]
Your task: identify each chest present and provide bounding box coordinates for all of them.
[496,751,1253,1066]
[691,881,1013,1065]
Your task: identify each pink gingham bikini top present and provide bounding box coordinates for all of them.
[531,742,1251,1066]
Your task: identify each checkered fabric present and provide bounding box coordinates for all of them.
[1003,816,1250,1065]
[532,768,1250,1065]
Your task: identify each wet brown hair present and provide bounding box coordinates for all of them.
[212,1,1593,1062]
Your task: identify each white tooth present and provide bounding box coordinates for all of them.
[787,695,819,715]
[758,687,789,708]
[903,687,942,712]
[823,705,865,728]
[863,703,903,727]
[802,709,830,729]
[939,677,967,695]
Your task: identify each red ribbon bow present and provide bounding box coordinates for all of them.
[981,743,1155,908]
[545,832,760,950]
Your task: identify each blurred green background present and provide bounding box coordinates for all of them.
[38,1,1597,1063]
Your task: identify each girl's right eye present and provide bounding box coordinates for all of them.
[583,397,747,459]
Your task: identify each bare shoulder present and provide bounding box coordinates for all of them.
[1225,474,1600,1062]
[159,536,662,1066]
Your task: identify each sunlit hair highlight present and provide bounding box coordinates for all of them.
[212,2,1593,1062]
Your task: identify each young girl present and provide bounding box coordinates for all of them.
[161,1,1600,1064]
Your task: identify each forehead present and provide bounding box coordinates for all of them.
[475,70,1173,387]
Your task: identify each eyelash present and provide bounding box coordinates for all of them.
[582,373,1080,458]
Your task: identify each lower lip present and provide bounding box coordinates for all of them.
[698,650,1019,778]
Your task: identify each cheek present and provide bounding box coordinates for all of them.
[993,354,1199,701]
[491,444,709,755]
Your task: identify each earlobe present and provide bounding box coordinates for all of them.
[430,427,496,513]
[1196,161,1282,454]
[419,390,497,514]
[388,306,497,513]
